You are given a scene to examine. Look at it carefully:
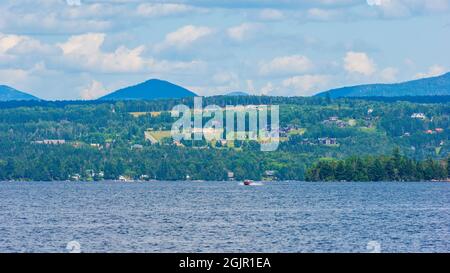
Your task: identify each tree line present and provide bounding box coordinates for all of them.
[306,149,449,182]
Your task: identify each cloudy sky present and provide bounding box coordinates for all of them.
[0,0,449,100]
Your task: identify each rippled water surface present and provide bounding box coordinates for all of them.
[0,181,448,253]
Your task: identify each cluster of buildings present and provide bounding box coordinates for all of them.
[277,125,302,138]
[32,139,114,150]
[32,139,66,145]
[322,116,351,128]
[298,137,339,146]
[318,138,338,145]
[69,170,104,182]
[411,113,427,120]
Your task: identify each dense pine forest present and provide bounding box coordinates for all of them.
[306,149,449,182]
[0,96,448,181]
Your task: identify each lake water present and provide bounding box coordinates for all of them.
[0,181,448,253]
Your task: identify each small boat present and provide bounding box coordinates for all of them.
[243,180,253,186]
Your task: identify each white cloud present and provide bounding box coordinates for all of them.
[344,51,376,76]
[59,33,146,73]
[59,33,104,56]
[212,71,239,84]
[425,0,450,12]
[380,67,398,82]
[260,55,313,76]
[0,33,54,64]
[137,3,195,17]
[1,0,448,37]
[80,80,108,100]
[415,65,446,78]
[367,0,391,7]
[0,68,29,85]
[307,8,342,21]
[194,71,242,95]
[0,34,24,54]
[246,79,256,93]
[66,0,81,7]
[366,0,449,18]
[58,32,205,74]
[282,74,329,96]
[156,25,214,51]
[227,23,260,42]
[0,62,53,98]
[259,9,284,20]
[0,3,112,34]
[260,82,275,95]
[404,58,415,68]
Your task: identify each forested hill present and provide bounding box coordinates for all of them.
[0,85,40,101]
[99,79,197,100]
[316,72,450,98]
[0,96,448,181]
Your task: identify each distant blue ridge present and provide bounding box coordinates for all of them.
[0,85,40,101]
[316,72,450,98]
[99,79,197,101]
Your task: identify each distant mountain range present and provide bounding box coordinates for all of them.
[225,91,249,96]
[2,72,450,101]
[99,79,197,101]
[316,72,450,98]
[0,85,40,101]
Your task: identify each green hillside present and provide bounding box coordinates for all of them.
[0,96,448,181]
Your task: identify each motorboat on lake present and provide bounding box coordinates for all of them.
[243,180,254,186]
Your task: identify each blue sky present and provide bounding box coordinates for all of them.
[0,0,449,100]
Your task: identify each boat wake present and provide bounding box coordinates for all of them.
[239,182,264,186]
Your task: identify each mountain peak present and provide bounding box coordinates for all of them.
[99,79,197,101]
[225,91,249,96]
[0,85,40,101]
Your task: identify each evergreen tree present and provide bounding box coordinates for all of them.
[447,157,450,179]
[368,158,384,181]
[385,160,396,181]
[335,161,347,181]
[354,158,369,181]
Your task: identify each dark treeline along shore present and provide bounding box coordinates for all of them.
[306,148,449,182]
[0,96,448,181]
